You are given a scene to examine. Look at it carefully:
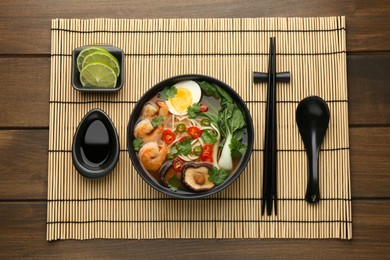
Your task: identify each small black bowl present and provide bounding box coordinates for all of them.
[127,74,254,199]
[72,109,120,178]
[71,45,124,92]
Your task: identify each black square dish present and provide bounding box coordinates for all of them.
[71,45,124,92]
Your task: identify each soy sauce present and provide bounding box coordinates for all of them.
[80,120,110,167]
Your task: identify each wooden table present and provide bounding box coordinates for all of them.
[0,0,389,258]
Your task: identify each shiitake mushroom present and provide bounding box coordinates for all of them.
[159,160,175,187]
[181,163,215,192]
[159,161,215,192]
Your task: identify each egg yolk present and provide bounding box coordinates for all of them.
[169,88,193,113]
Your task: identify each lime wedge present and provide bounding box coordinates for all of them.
[76,46,109,72]
[82,50,120,77]
[80,62,117,88]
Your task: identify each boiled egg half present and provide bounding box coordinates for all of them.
[165,80,202,116]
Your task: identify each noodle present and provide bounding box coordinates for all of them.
[133,80,247,192]
[190,119,199,126]
[178,155,192,161]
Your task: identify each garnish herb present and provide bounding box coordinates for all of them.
[171,139,192,156]
[208,167,229,185]
[166,153,175,160]
[187,102,201,119]
[132,137,143,151]
[170,146,178,155]
[229,137,247,158]
[201,129,217,144]
[168,175,181,192]
[151,116,164,127]
[160,86,177,101]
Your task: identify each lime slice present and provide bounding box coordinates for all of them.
[80,62,117,88]
[82,50,120,77]
[76,46,109,72]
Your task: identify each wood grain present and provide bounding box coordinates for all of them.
[0,128,388,200]
[0,130,48,200]
[350,127,390,198]
[348,54,390,125]
[0,200,388,258]
[0,1,388,256]
[0,0,389,54]
[0,55,389,127]
[0,58,50,127]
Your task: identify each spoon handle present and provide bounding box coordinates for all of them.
[305,148,320,203]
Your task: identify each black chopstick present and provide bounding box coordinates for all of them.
[262,38,273,215]
[262,37,278,216]
[257,37,289,216]
[270,37,277,215]
[266,38,275,215]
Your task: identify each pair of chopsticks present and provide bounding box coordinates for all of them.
[254,37,290,216]
[262,37,277,216]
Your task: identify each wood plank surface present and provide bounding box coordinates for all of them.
[0,200,388,258]
[1,127,388,200]
[0,0,389,54]
[0,1,389,257]
[0,130,48,200]
[350,127,390,198]
[0,58,50,127]
[348,55,390,125]
[0,55,389,127]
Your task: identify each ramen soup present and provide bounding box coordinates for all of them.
[132,80,248,192]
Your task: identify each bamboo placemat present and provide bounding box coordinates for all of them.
[47,17,351,240]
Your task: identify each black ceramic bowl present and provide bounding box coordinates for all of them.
[71,45,124,92]
[127,74,254,199]
[72,109,120,178]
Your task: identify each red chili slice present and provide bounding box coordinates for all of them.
[202,144,213,154]
[172,157,185,172]
[199,103,208,112]
[187,126,202,138]
[200,152,213,162]
[162,129,175,145]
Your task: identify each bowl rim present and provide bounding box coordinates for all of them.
[127,74,254,199]
[71,45,124,92]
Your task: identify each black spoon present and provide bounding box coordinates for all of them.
[296,96,330,203]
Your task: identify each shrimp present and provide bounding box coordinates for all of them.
[138,142,167,171]
[141,102,159,120]
[134,119,163,143]
[156,100,169,116]
[141,101,169,120]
